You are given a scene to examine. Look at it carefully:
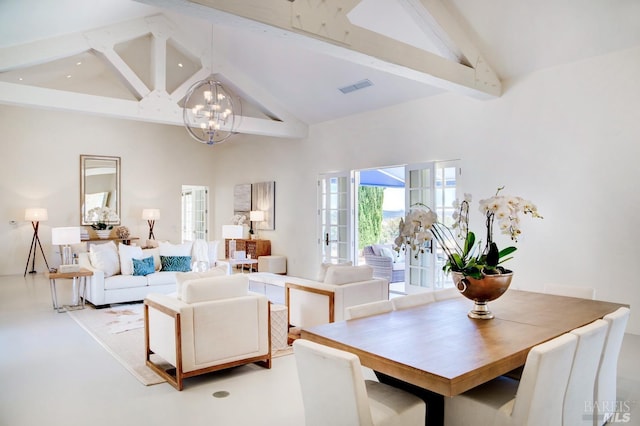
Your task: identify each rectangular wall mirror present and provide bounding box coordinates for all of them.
[80,155,121,226]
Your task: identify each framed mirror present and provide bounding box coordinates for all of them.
[80,155,121,226]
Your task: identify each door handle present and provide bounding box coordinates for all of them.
[325,232,329,246]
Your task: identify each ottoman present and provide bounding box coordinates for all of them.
[258,255,287,274]
[270,304,288,351]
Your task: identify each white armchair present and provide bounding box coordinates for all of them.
[144,274,271,390]
[285,265,388,334]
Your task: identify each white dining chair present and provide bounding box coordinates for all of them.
[564,319,608,426]
[391,292,435,310]
[293,339,425,426]
[444,333,578,426]
[594,307,630,425]
[543,283,596,299]
[433,287,462,301]
[345,300,394,320]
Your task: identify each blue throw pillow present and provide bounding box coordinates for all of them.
[133,256,155,276]
[160,255,192,272]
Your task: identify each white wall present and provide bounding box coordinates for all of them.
[2,45,637,333]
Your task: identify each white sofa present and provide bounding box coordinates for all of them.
[285,264,389,328]
[145,273,271,390]
[77,239,228,307]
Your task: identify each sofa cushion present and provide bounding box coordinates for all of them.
[324,265,374,285]
[133,256,155,276]
[89,241,120,277]
[119,243,144,275]
[175,268,227,299]
[317,261,353,281]
[158,241,193,257]
[182,274,249,304]
[147,271,177,287]
[160,255,192,272]
[104,274,147,290]
[142,248,161,271]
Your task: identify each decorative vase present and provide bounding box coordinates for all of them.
[95,230,111,239]
[451,271,513,320]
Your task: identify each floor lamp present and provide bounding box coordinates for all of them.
[24,208,50,276]
[142,209,160,240]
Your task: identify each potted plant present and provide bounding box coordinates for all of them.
[86,207,120,238]
[395,187,543,319]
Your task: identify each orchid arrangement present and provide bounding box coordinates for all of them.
[395,187,543,279]
[231,214,248,225]
[86,207,119,230]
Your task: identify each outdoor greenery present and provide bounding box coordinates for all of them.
[358,186,384,249]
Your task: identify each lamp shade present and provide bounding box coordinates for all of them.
[222,225,244,239]
[51,227,81,246]
[142,209,161,220]
[25,208,48,222]
[250,210,265,222]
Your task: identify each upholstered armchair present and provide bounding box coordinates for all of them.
[363,244,405,283]
[285,265,388,333]
[144,273,271,390]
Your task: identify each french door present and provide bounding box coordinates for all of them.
[317,172,352,264]
[181,185,208,242]
[405,161,459,291]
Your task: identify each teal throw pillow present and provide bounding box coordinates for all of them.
[160,255,192,272]
[133,256,155,276]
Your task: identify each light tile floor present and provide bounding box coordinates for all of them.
[0,274,638,425]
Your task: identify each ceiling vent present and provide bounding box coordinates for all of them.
[338,79,373,94]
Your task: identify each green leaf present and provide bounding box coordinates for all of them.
[498,246,517,259]
[463,232,476,256]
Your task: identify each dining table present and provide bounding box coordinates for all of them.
[300,289,627,424]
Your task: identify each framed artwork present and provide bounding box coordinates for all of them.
[252,181,275,230]
[233,183,251,221]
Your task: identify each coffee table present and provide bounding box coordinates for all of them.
[227,258,258,273]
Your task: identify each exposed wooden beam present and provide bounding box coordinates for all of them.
[148,0,501,98]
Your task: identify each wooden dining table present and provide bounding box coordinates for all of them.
[301,289,627,398]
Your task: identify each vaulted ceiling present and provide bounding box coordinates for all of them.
[1,0,639,139]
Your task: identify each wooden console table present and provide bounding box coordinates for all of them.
[224,239,271,269]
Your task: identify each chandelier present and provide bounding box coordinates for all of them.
[183,79,237,145]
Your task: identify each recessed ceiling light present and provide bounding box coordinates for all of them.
[18,77,23,81]
[178,63,183,68]
[66,75,72,79]
[76,61,82,66]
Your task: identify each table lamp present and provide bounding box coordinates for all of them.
[52,227,81,273]
[222,225,244,259]
[142,208,160,239]
[249,210,265,239]
[24,208,50,276]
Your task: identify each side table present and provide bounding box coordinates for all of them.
[45,268,94,313]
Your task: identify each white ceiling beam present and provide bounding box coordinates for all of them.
[0,34,90,72]
[146,0,501,98]
[0,81,307,139]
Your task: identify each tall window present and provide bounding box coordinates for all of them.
[181,185,208,242]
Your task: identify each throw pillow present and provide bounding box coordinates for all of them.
[158,241,193,256]
[118,243,144,275]
[317,261,353,282]
[132,256,155,276]
[160,255,192,272]
[207,240,220,265]
[379,247,397,262]
[142,248,161,271]
[88,241,120,277]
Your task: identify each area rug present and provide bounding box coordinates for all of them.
[68,303,293,386]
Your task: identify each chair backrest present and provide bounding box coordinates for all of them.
[434,287,462,301]
[391,292,435,310]
[293,339,374,426]
[543,283,595,300]
[594,307,630,425]
[510,333,578,425]
[345,300,393,320]
[564,320,609,426]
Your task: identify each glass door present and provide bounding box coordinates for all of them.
[318,172,352,264]
[181,185,209,242]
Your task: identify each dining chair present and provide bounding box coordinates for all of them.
[543,283,596,299]
[433,287,462,301]
[345,299,393,320]
[594,307,630,425]
[391,292,436,310]
[564,319,608,426]
[293,339,425,426]
[444,333,578,426]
